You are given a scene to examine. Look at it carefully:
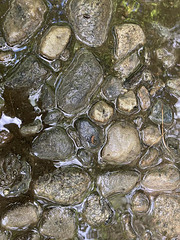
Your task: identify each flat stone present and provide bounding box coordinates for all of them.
[151,194,180,238]
[139,147,160,169]
[89,101,113,125]
[40,207,76,240]
[31,126,74,160]
[149,99,173,125]
[117,91,137,113]
[114,24,146,60]
[67,0,112,47]
[141,125,161,146]
[114,52,141,78]
[3,0,47,46]
[102,122,141,165]
[97,170,140,197]
[40,26,71,60]
[156,48,176,68]
[132,192,149,213]
[1,203,41,230]
[166,78,180,97]
[138,86,151,110]
[75,118,104,151]
[83,194,112,226]
[102,76,127,101]
[141,164,180,192]
[34,167,91,205]
[56,49,103,114]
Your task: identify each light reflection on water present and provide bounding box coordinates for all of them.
[0,112,22,131]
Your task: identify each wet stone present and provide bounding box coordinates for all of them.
[0,51,14,63]
[31,126,74,161]
[77,149,94,168]
[166,78,180,97]
[139,147,160,169]
[97,170,140,198]
[114,52,141,78]
[117,90,137,113]
[5,55,50,96]
[141,125,161,146]
[20,119,42,137]
[43,109,63,125]
[1,202,41,230]
[138,86,151,110]
[3,0,47,46]
[0,153,31,197]
[75,118,103,151]
[102,122,141,165]
[40,26,71,60]
[56,49,103,114]
[150,79,165,96]
[151,194,180,238]
[60,49,70,62]
[114,24,146,60]
[89,101,113,125]
[0,130,13,147]
[156,48,176,68]
[149,99,173,125]
[40,84,55,111]
[13,232,40,240]
[83,194,112,226]
[141,164,180,192]
[34,167,91,205]
[132,192,149,213]
[102,76,127,101]
[67,0,112,47]
[40,207,76,240]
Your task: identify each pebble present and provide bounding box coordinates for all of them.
[149,99,173,125]
[0,130,13,147]
[1,203,41,230]
[102,122,141,165]
[141,125,161,146]
[20,119,42,137]
[89,101,113,125]
[40,26,71,60]
[40,207,76,240]
[114,52,141,78]
[97,170,140,197]
[114,24,146,60]
[151,194,180,238]
[3,0,47,46]
[67,0,112,47]
[31,126,74,160]
[34,167,91,205]
[156,48,176,68]
[56,49,103,114]
[132,192,149,213]
[117,90,137,113]
[166,78,180,97]
[139,147,160,169]
[75,118,103,151]
[0,51,13,63]
[43,109,63,125]
[83,194,112,226]
[40,84,55,111]
[102,76,127,101]
[141,164,180,192]
[138,86,151,110]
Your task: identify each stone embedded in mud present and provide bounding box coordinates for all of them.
[40,26,71,60]
[20,119,42,137]
[166,78,180,97]
[117,90,137,113]
[102,76,127,101]
[67,0,112,47]
[101,122,141,165]
[97,170,140,197]
[40,84,55,111]
[151,194,180,238]
[138,86,151,110]
[141,164,180,192]
[5,55,50,96]
[56,49,103,114]
[139,147,160,169]
[89,101,114,125]
[141,125,161,146]
[43,109,63,125]
[0,130,13,147]
[132,192,149,213]
[3,0,47,46]
[114,24,146,60]
[75,118,104,151]
[34,167,91,205]
[156,47,176,68]
[83,194,112,226]
[77,149,94,167]
[0,153,31,198]
[31,126,74,161]
[149,99,173,125]
[40,207,76,240]
[1,202,41,230]
[114,52,141,78]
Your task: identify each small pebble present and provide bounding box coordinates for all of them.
[142,125,161,146]
[117,91,137,113]
[138,86,151,110]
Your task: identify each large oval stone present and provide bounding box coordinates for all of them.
[67,0,112,47]
[56,49,103,114]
